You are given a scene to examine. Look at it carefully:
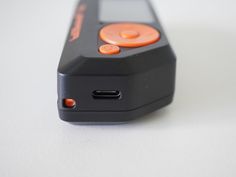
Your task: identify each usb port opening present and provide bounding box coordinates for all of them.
[92,90,121,100]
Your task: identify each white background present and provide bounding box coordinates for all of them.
[0,0,236,177]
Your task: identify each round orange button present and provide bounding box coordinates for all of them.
[100,23,160,48]
[99,44,120,55]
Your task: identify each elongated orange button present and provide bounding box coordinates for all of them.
[99,44,120,55]
[100,23,160,48]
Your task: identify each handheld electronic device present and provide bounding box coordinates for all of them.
[58,0,176,123]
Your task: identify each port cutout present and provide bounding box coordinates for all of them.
[92,90,121,100]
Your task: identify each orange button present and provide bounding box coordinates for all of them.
[99,44,120,55]
[120,30,139,39]
[100,23,160,48]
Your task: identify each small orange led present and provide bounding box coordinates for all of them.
[64,99,76,108]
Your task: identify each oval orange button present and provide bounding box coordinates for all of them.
[99,44,120,55]
[100,23,161,48]
[120,30,139,39]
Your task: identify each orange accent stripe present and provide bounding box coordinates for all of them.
[69,4,86,42]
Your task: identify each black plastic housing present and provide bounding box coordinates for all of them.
[58,0,176,123]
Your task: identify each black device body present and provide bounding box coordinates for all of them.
[58,0,176,123]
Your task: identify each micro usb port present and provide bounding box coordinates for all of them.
[92,90,121,100]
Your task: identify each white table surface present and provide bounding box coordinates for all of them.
[1,0,236,177]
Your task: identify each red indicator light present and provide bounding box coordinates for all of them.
[64,99,76,108]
